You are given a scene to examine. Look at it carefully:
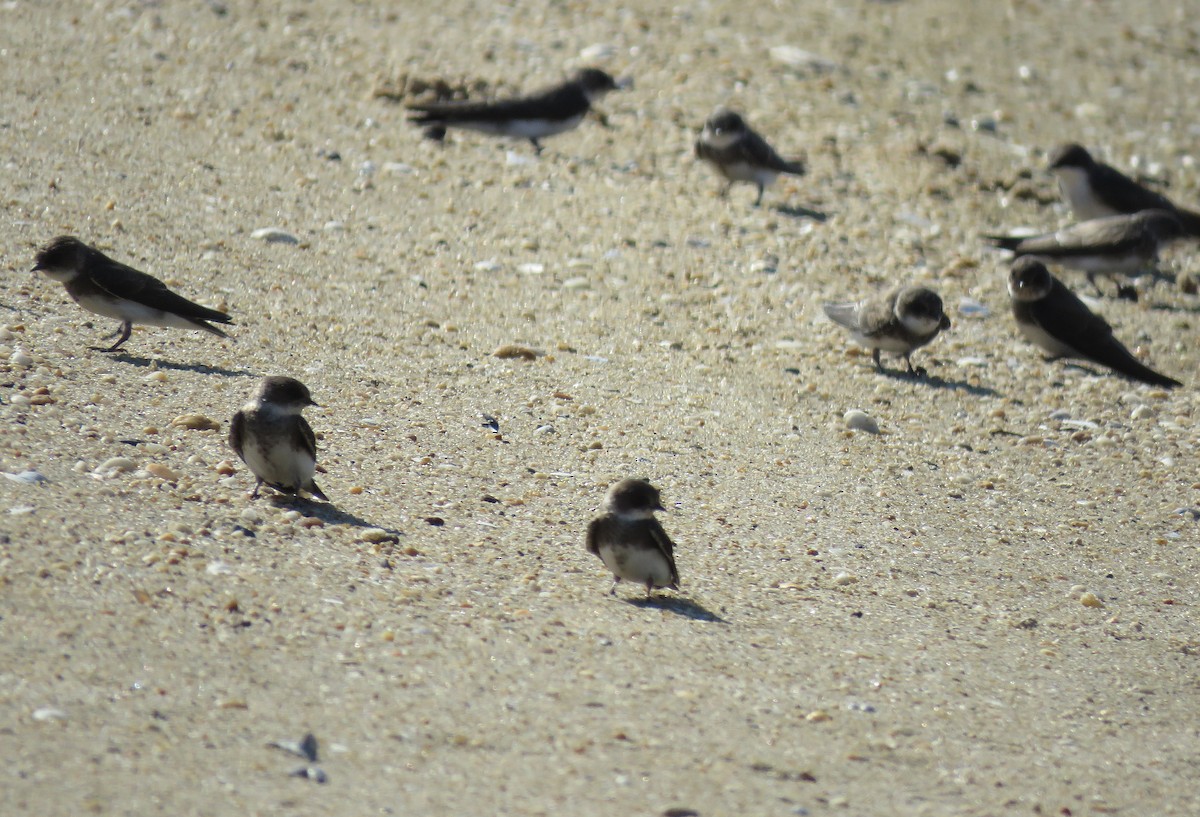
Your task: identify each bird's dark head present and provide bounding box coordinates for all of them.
[1008,257,1054,302]
[1047,143,1094,171]
[32,236,89,280]
[256,376,319,411]
[896,286,950,335]
[605,478,665,517]
[704,108,748,138]
[575,68,625,99]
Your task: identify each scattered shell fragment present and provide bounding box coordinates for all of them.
[3,470,48,485]
[843,410,880,434]
[1080,592,1104,608]
[172,413,221,431]
[251,227,300,244]
[95,457,136,476]
[32,707,67,722]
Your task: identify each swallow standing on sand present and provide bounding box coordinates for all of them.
[824,285,952,375]
[983,209,1182,299]
[694,108,806,206]
[230,376,330,500]
[31,236,232,352]
[586,478,680,597]
[1007,257,1181,388]
[1048,143,1200,235]
[406,68,626,154]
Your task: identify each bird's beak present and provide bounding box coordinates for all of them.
[940,315,952,331]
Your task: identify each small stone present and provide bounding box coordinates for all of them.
[145,463,180,481]
[843,410,880,434]
[10,350,33,367]
[493,344,540,360]
[832,572,857,586]
[145,371,169,383]
[805,710,832,722]
[3,470,48,485]
[1080,592,1104,608]
[361,527,391,543]
[32,707,67,722]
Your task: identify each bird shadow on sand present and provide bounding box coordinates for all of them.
[879,367,1001,398]
[624,595,727,623]
[110,352,256,378]
[258,494,404,537]
[773,203,828,221]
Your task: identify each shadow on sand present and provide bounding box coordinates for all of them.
[773,203,828,222]
[110,352,256,378]
[625,595,727,623]
[879,367,1001,398]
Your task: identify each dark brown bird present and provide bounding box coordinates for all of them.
[694,108,806,206]
[586,478,679,597]
[823,285,952,374]
[32,236,232,352]
[1008,257,1181,389]
[406,68,625,154]
[230,376,329,500]
[1048,143,1200,236]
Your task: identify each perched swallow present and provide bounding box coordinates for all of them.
[694,108,806,206]
[406,68,625,153]
[1048,143,1200,235]
[31,236,232,352]
[984,209,1182,299]
[230,376,329,500]
[586,478,679,597]
[824,285,952,374]
[1008,257,1181,388]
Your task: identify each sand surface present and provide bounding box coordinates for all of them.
[3,1,1200,814]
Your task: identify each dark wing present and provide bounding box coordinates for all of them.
[738,130,805,175]
[229,410,246,460]
[408,82,588,124]
[1033,279,1181,387]
[646,519,680,586]
[1093,163,1178,214]
[853,292,902,340]
[90,254,232,324]
[294,416,318,461]
[585,516,607,556]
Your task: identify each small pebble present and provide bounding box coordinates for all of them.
[843,410,880,434]
[171,413,221,431]
[10,350,33,367]
[493,344,540,360]
[1080,592,1104,608]
[145,463,180,481]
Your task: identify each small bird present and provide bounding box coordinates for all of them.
[694,108,806,206]
[586,478,680,597]
[31,236,232,352]
[984,209,1182,299]
[406,68,625,154]
[1048,143,1200,235]
[1007,257,1181,389]
[229,376,329,500]
[823,285,952,375]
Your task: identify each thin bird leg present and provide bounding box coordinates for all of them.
[530,138,543,154]
[872,348,883,372]
[609,576,620,596]
[250,478,263,499]
[754,184,764,207]
[102,321,133,352]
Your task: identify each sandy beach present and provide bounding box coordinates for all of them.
[3,1,1199,814]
